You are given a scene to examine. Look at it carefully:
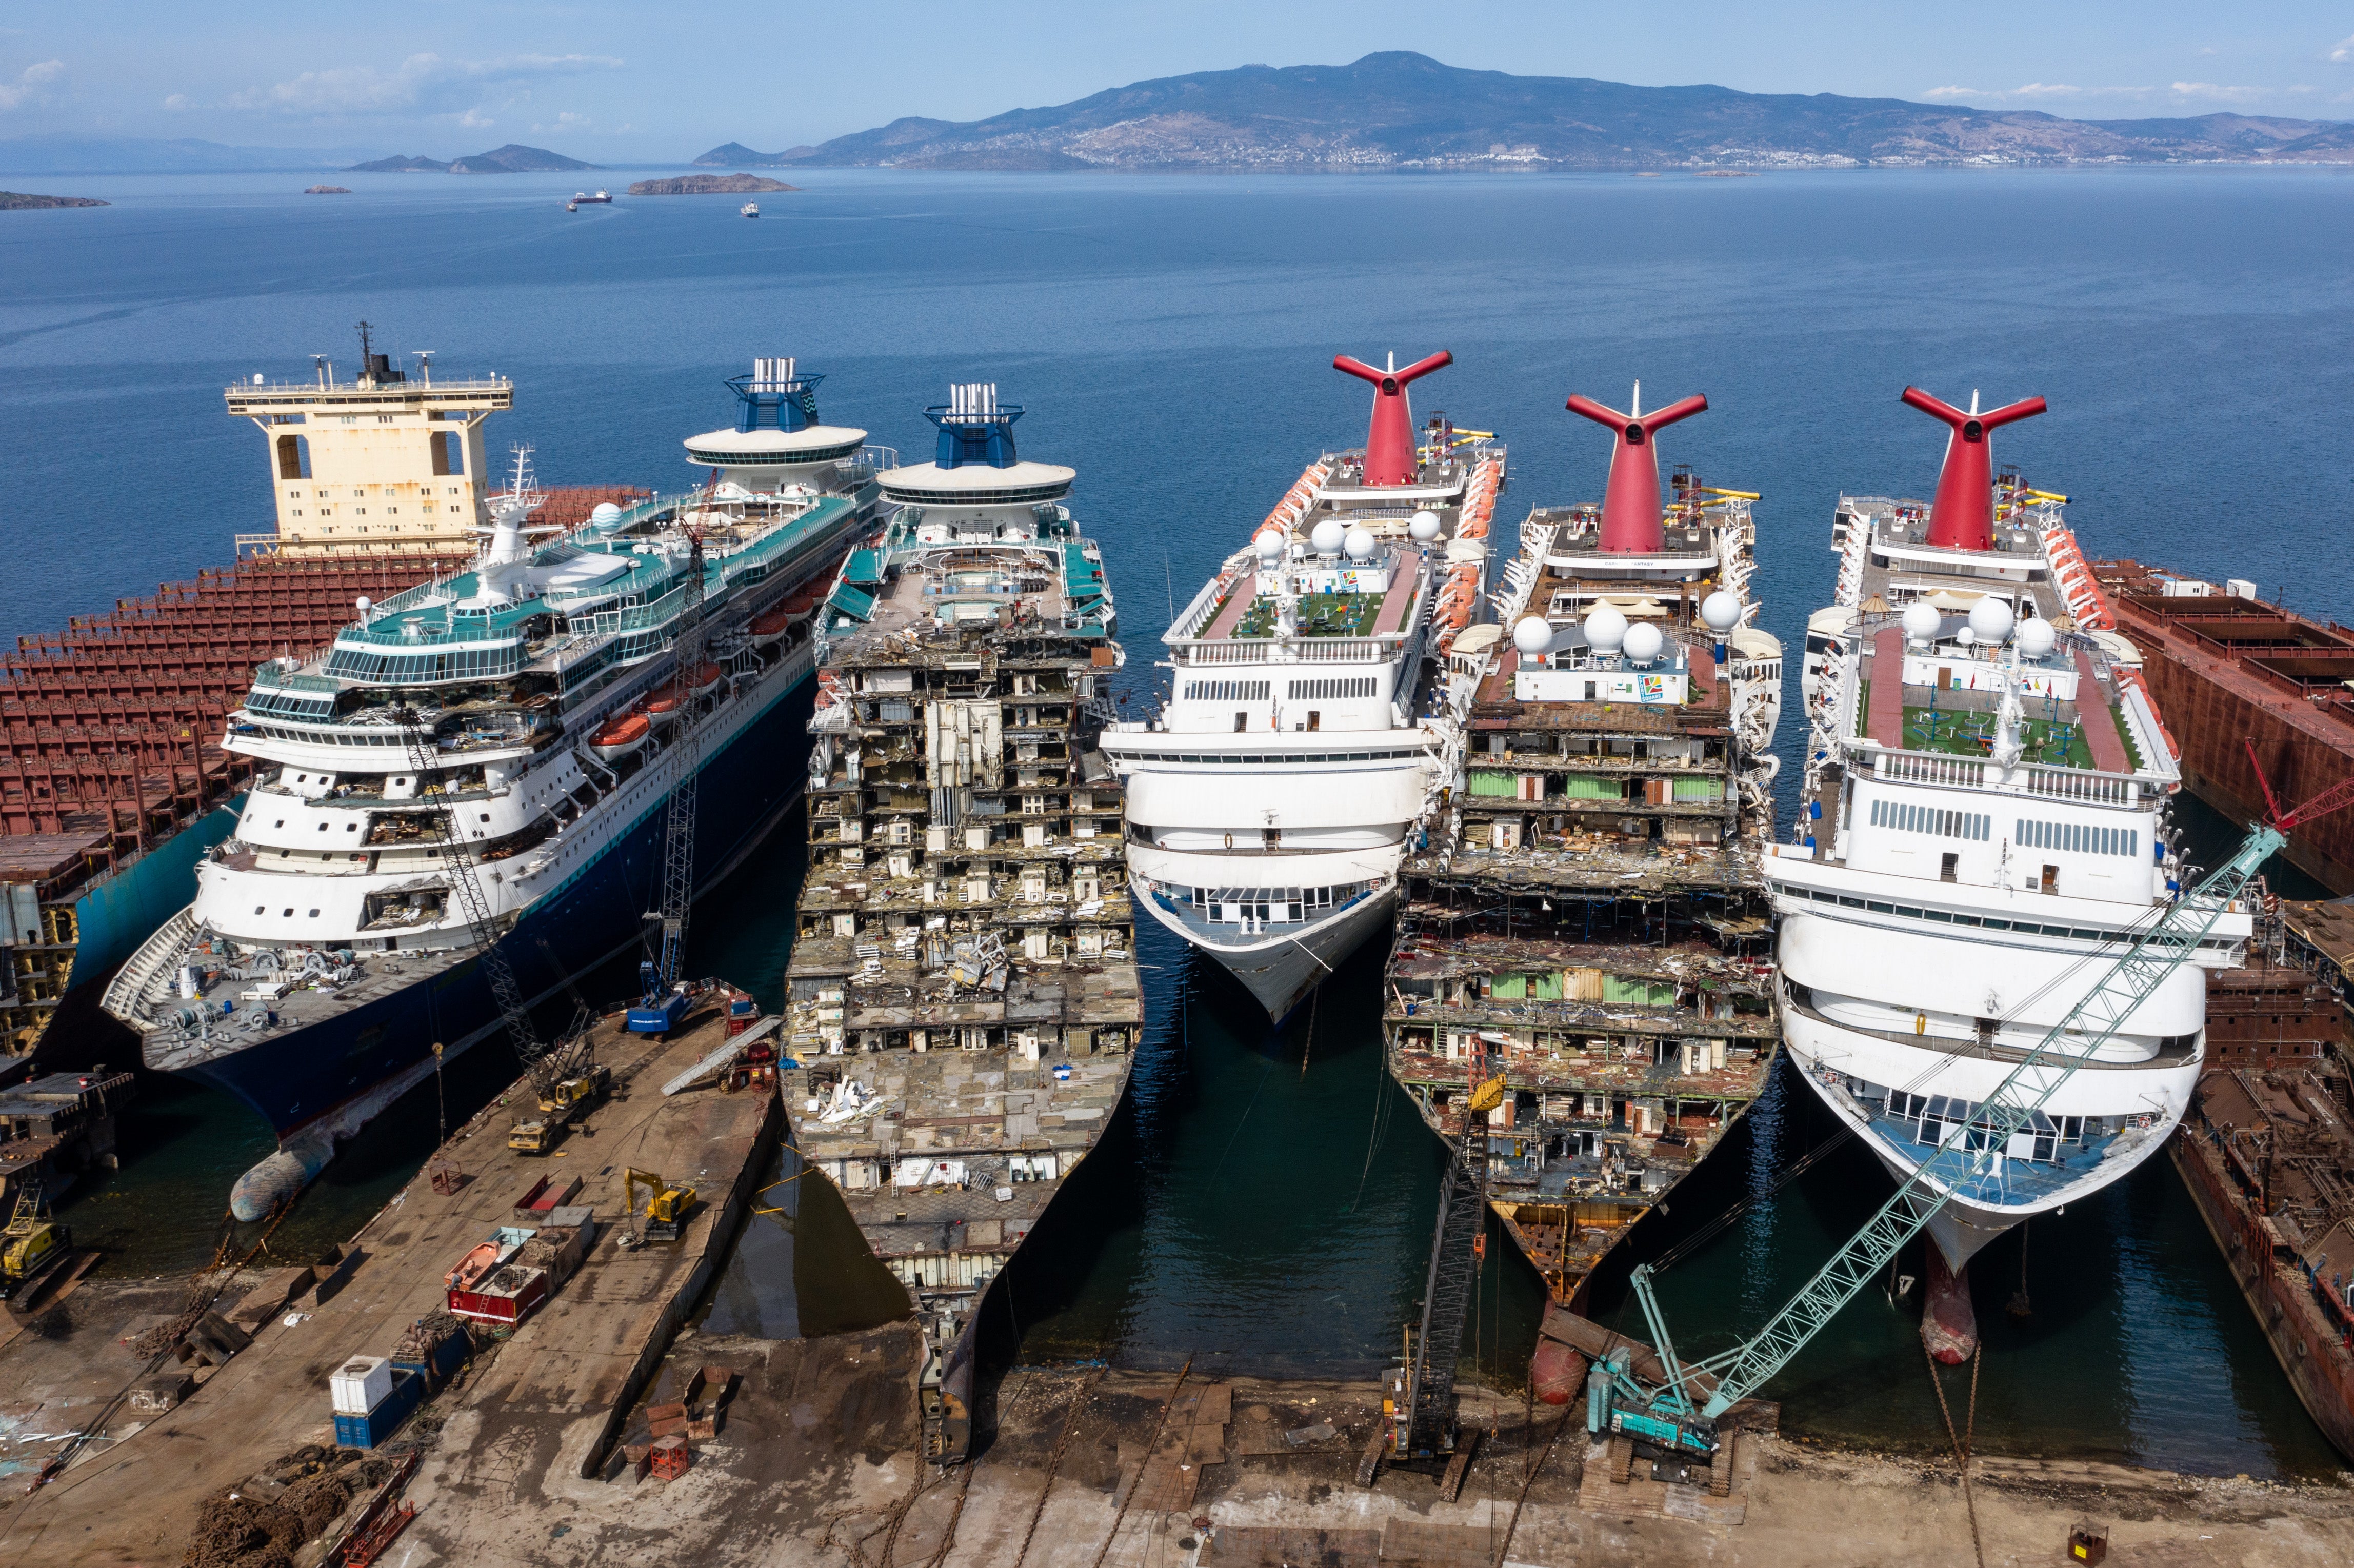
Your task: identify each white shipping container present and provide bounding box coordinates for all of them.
[330,1355,393,1415]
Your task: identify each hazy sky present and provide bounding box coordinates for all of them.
[5,3,2352,156]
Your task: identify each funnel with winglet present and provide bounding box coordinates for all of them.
[1901,386,2047,552]
[1565,384,1708,554]
[1334,350,1452,486]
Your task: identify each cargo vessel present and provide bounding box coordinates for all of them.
[2170,898,2354,1462]
[1109,351,1504,1020]
[1772,388,2249,1348]
[1382,383,1781,1318]
[782,381,1137,1464]
[2093,564,2354,897]
[103,357,886,1212]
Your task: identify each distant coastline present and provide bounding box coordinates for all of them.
[0,191,106,209]
[626,173,797,196]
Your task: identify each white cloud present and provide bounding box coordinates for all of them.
[163,92,188,111]
[2331,34,2354,65]
[1924,82,2154,104]
[226,52,622,120]
[0,57,66,112]
[2169,82,2282,104]
[531,111,592,133]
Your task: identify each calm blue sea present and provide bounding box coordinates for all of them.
[5,164,2351,1478]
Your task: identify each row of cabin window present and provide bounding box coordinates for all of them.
[2018,817,2141,858]
[1869,798,1991,840]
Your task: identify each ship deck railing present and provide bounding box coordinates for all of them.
[1780,987,2200,1071]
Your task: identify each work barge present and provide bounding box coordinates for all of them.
[2169,896,2354,1464]
[1383,389,1783,1313]
[782,382,1137,1465]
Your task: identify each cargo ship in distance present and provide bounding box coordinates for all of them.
[104,357,889,1213]
[1384,383,1783,1341]
[1108,351,1504,1020]
[1774,387,2250,1347]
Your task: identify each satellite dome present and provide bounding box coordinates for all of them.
[1901,601,1943,643]
[590,501,623,526]
[1586,602,1629,655]
[1700,591,1741,634]
[1512,615,1556,656]
[1254,529,1286,561]
[355,596,373,617]
[1408,510,1443,542]
[1967,597,2016,644]
[1310,518,1346,555]
[1343,526,1378,561]
[1623,621,1666,666]
[2016,618,2057,659]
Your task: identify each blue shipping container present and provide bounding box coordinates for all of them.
[332,1367,423,1450]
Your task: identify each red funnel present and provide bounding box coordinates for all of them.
[1902,386,2046,551]
[1565,388,1708,554]
[1334,351,1452,486]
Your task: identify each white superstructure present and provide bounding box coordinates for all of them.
[1105,351,1503,1019]
[1773,391,2247,1270]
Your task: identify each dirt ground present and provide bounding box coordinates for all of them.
[384,1324,2354,1567]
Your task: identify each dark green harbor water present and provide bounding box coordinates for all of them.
[11,163,2354,1482]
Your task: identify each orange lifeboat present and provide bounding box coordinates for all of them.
[590,710,651,759]
[680,660,723,693]
[750,606,794,647]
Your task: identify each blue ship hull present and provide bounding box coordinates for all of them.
[173,675,816,1141]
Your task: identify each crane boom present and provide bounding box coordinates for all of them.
[650,513,712,996]
[1615,821,2280,1437]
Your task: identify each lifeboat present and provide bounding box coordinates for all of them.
[446,1241,505,1292]
[680,660,723,693]
[589,710,651,759]
[645,690,686,725]
[749,606,794,647]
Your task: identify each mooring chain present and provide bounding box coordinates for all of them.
[1012,1367,1103,1568]
[1088,1355,1192,1568]
[1923,1340,1987,1568]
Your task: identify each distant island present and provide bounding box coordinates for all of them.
[721,50,2354,171]
[0,191,107,209]
[627,173,798,196]
[349,145,595,175]
[692,142,817,168]
[304,185,351,195]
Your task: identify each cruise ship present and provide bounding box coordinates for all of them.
[103,358,886,1213]
[1384,381,1784,1339]
[1106,351,1505,1020]
[1773,387,2249,1340]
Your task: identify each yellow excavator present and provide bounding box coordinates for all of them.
[622,1168,696,1244]
[508,1063,614,1155]
[1,1180,71,1302]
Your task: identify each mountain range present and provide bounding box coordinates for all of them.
[709,51,2354,172]
[0,136,395,174]
[349,145,596,174]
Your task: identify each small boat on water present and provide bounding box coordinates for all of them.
[741,202,760,219]
[581,189,612,204]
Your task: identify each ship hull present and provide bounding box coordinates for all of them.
[1134,874,1395,1022]
[166,673,816,1142]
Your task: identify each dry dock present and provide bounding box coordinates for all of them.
[0,993,780,1565]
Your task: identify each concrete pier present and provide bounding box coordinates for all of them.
[0,995,780,1565]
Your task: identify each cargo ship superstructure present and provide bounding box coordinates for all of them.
[0,344,517,1076]
[1107,351,1504,1020]
[1775,389,2248,1308]
[103,359,885,1209]
[1382,385,1782,1319]
[781,381,1137,1465]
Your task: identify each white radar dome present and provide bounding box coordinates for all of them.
[1254,529,1286,561]
[1967,597,2016,645]
[1343,526,1379,561]
[1623,621,1666,666]
[1901,601,1943,643]
[1699,591,1742,634]
[1408,510,1443,542]
[355,596,373,617]
[590,501,623,526]
[1586,602,1629,655]
[1512,615,1556,656]
[1311,518,1347,555]
[2016,618,2057,659]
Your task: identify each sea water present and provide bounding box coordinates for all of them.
[6,164,2351,1477]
